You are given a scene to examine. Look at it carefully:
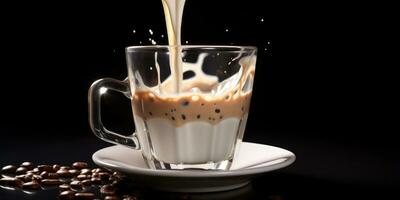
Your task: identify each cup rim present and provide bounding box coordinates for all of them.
[126,45,257,52]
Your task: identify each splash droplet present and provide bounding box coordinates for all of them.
[260,18,264,22]
[151,39,157,45]
[225,28,229,32]
[150,66,153,70]
[185,40,189,44]
[161,34,164,38]
[133,29,136,34]
[149,29,154,35]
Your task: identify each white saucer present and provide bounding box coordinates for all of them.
[92,142,295,192]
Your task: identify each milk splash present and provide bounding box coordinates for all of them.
[161,0,187,93]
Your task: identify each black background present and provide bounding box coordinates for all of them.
[0,0,397,199]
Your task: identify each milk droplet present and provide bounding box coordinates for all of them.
[260,18,264,22]
[161,34,164,38]
[150,66,153,70]
[139,41,142,44]
[225,28,229,32]
[149,29,154,35]
[267,41,271,44]
[185,40,189,44]
[133,29,136,34]
[151,39,157,45]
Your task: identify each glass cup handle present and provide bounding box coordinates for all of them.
[88,78,140,150]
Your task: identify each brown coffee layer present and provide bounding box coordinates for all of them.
[131,91,252,126]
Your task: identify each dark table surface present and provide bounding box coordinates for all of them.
[1,132,398,200]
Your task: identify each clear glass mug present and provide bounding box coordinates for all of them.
[89,45,257,170]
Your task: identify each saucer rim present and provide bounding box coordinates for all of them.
[92,142,296,178]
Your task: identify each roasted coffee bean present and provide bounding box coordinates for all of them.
[69,169,81,176]
[98,172,110,181]
[90,177,102,185]
[60,166,71,170]
[32,167,40,173]
[92,172,99,178]
[0,177,24,188]
[32,174,42,183]
[77,174,91,180]
[16,167,28,175]
[15,174,27,181]
[59,184,70,191]
[1,165,17,174]
[57,169,73,178]
[70,180,82,191]
[41,179,61,186]
[38,165,54,172]
[59,190,76,200]
[122,195,138,200]
[81,179,91,187]
[53,164,61,171]
[40,171,49,178]
[80,168,92,175]
[100,184,116,195]
[72,162,88,169]
[112,171,124,177]
[75,192,95,199]
[22,180,40,190]
[20,162,34,170]
[105,196,120,200]
[92,168,106,173]
[47,173,59,179]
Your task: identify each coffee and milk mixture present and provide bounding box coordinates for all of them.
[131,0,256,164]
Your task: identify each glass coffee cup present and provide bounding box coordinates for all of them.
[89,45,257,170]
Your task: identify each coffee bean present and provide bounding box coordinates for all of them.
[69,169,81,176]
[40,171,49,178]
[32,174,42,183]
[16,167,28,175]
[59,190,76,200]
[60,166,71,170]
[105,196,120,200]
[75,192,95,199]
[77,174,91,180]
[15,174,28,182]
[41,179,61,186]
[57,169,73,178]
[0,177,24,188]
[1,165,17,174]
[122,195,138,200]
[98,172,110,181]
[81,179,91,187]
[100,184,116,195]
[90,177,102,185]
[22,180,40,190]
[47,173,59,179]
[53,164,61,171]
[92,168,106,173]
[80,168,92,175]
[38,165,54,172]
[73,162,88,170]
[20,162,34,170]
[32,167,40,173]
[59,184,70,191]
[70,180,82,191]
[92,172,99,178]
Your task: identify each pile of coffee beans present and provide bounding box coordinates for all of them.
[0,162,140,200]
